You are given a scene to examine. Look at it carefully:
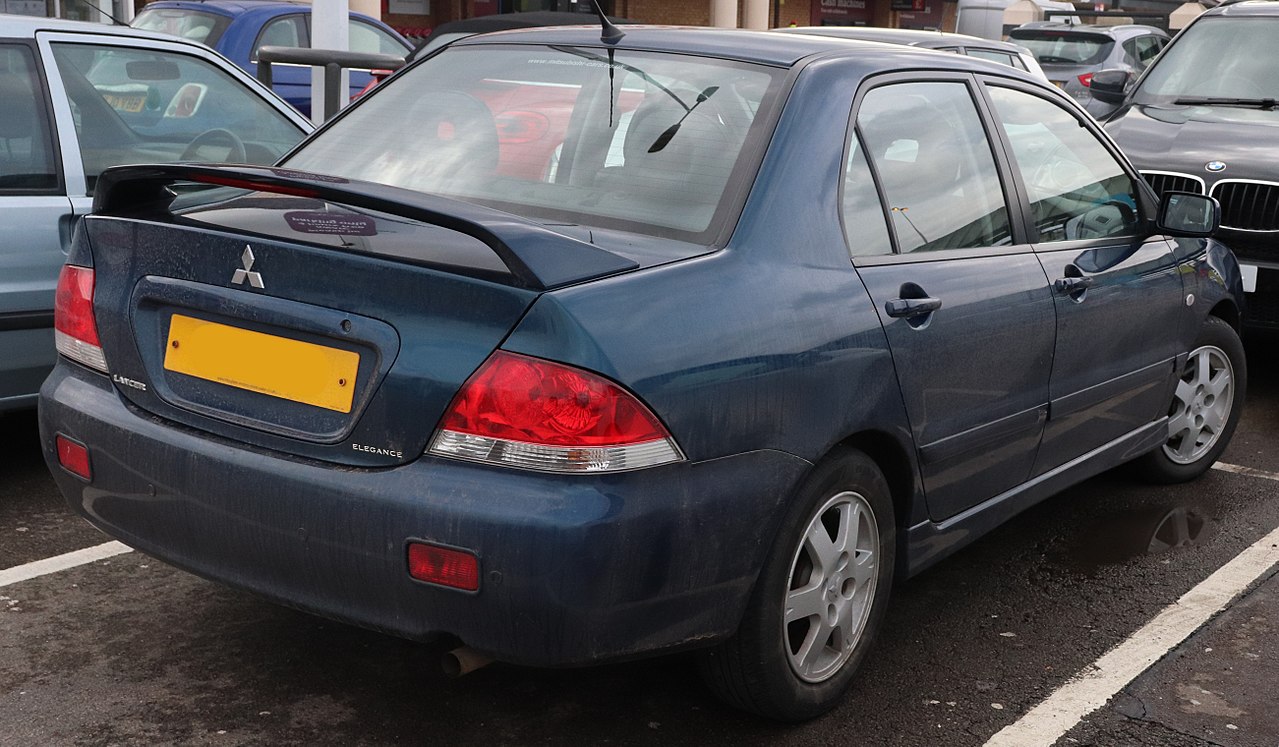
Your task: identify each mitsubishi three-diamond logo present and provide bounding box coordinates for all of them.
[231,245,265,289]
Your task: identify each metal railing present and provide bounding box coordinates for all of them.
[256,46,407,122]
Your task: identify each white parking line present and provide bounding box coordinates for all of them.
[985,463,1279,747]
[0,541,133,589]
[1211,461,1279,482]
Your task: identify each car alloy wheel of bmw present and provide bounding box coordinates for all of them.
[783,490,879,683]
[1164,344,1235,465]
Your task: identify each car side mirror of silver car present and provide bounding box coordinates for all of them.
[1157,191,1220,238]
[1089,69,1131,105]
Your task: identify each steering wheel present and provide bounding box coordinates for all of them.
[180,128,247,163]
[1064,199,1138,240]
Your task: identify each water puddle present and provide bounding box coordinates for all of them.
[1068,502,1217,572]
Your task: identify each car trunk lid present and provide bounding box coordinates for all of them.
[82,164,641,466]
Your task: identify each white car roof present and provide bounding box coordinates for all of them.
[0,13,185,44]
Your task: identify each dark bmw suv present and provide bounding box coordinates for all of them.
[1096,0,1279,327]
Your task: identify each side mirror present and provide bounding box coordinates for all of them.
[1089,69,1132,105]
[1157,191,1220,238]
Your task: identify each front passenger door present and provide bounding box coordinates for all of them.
[983,83,1185,474]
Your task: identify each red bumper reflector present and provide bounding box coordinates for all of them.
[55,434,91,480]
[407,542,480,591]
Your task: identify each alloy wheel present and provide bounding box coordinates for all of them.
[1163,344,1234,465]
[783,490,879,683]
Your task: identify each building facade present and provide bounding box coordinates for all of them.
[383,0,956,40]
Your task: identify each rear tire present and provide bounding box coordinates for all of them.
[1135,316,1245,484]
[696,449,895,721]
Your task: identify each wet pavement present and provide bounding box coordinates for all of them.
[1064,568,1279,747]
[1,339,1278,745]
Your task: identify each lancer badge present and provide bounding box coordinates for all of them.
[232,245,265,288]
[1205,161,1227,173]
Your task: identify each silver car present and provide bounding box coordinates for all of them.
[777,26,1049,81]
[1010,22,1168,118]
[0,14,311,412]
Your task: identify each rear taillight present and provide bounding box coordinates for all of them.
[54,265,107,373]
[1078,73,1094,88]
[428,351,683,473]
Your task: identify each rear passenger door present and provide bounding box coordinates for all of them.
[848,76,1056,521]
[0,41,72,408]
[981,81,1184,474]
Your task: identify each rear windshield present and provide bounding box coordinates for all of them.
[282,44,784,242]
[1009,31,1113,66]
[132,9,231,47]
[1134,17,1279,104]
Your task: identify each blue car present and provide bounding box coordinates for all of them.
[131,0,412,116]
[40,27,1244,720]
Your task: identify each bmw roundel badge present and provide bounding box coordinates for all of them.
[1206,161,1227,173]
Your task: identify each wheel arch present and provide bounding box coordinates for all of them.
[829,429,920,574]
[1208,298,1241,332]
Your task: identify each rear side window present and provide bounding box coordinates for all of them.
[986,86,1141,242]
[252,15,307,60]
[1128,35,1164,69]
[284,45,783,243]
[856,81,1012,253]
[0,44,58,191]
[348,20,408,55]
[49,43,306,192]
[967,49,1016,69]
[841,134,892,257]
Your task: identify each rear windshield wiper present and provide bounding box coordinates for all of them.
[1174,96,1278,110]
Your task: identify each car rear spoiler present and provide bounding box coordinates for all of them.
[93,163,639,291]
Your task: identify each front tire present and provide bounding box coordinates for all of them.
[1136,316,1245,484]
[697,449,895,721]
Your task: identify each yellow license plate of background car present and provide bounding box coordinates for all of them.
[164,314,358,413]
[103,93,146,113]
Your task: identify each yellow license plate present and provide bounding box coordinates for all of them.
[164,314,359,413]
[103,93,146,113]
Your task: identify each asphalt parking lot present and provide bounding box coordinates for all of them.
[2,338,1277,746]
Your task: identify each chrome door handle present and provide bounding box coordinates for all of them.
[1054,276,1095,294]
[885,297,943,318]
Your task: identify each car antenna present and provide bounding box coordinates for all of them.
[77,0,128,25]
[588,0,625,44]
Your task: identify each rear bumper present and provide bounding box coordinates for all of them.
[39,363,810,666]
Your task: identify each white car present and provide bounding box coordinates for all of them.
[0,14,311,411]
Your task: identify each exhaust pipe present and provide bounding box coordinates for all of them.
[442,646,493,678]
